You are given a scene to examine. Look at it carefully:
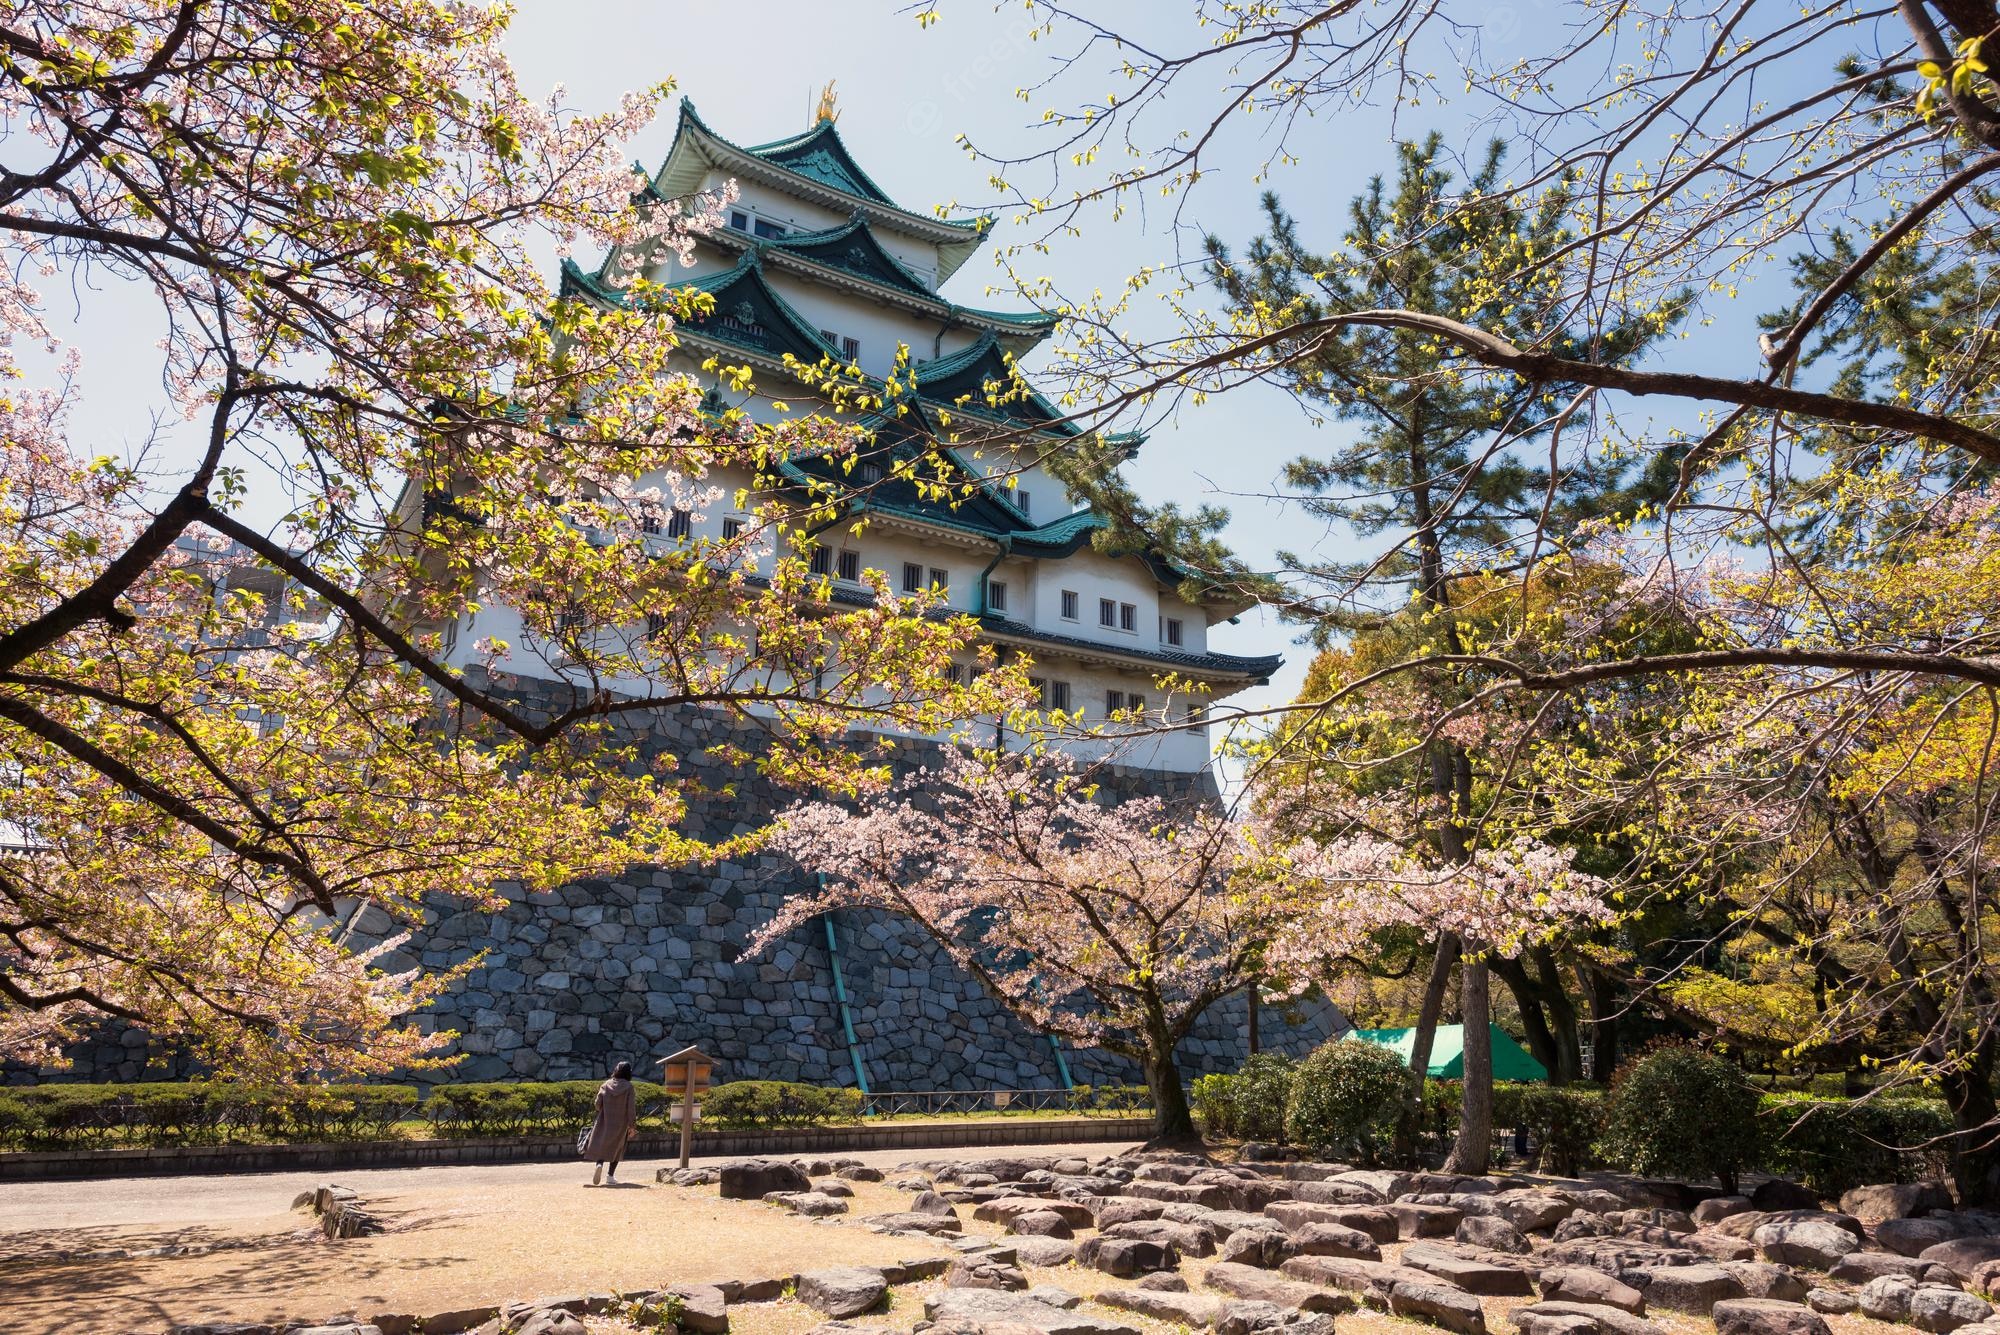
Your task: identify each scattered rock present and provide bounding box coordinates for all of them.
[1091,1199,1166,1229]
[1913,1286,1998,1332]
[1861,1275,1921,1322]
[1925,1239,2000,1280]
[1079,1236,1180,1277]
[912,1190,961,1218]
[1843,1183,1955,1224]
[1388,1280,1489,1335]
[1137,1272,1189,1292]
[1538,1266,1648,1315]
[1010,1211,1074,1239]
[1398,1242,1535,1296]
[1695,1198,1757,1227]
[718,1160,810,1201]
[1750,1181,1822,1212]
[1219,1227,1296,1268]
[1631,1265,1747,1314]
[1887,1218,1981,1257]
[1459,1215,1533,1254]
[665,1286,729,1335]
[1806,1289,1856,1315]
[925,1288,1140,1335]
[1201,1261,1356,1314]
[976,1198,1095,1230]
[1289,1221,1382,1261]
[763,1191,847,1217]
[836,1165,884,1183]
[947,1258,1029,1291]
[1094,1288,1221,1327]
[1721,1262,1810,1303]
[1710,1298,1831,1335]
[1011,1236,1078,1267]
[795,1267,888,1319]
[1753,1218,1860,1269]
[1388,1202,1467,1238]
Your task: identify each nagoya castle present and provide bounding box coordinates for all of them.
[79,95,1341,1093]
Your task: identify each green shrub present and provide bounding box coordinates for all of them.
[1232,1053,1298,1142]
[701,1080,863,1129]
[1762,1095,1953,1197]
[1286,1038,1410,1163]
[1191,1073,1239,1138]
[1600,1045,1762,1191]
[1512,1084,1607,1175]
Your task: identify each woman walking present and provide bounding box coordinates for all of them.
[579,1060,639,1184]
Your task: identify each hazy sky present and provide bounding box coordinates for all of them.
[43,2,1785,726]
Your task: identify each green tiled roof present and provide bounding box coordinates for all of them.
[743,119,900,207]
[763,215,937,300]
[915,331,1079,436]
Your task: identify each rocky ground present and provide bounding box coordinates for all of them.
[476,1150,2000,1335]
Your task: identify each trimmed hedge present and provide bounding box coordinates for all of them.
[1599,1045,1764,1192]
[1761,1095,1954,1197]
[701,1080,863,1129]
[0,1082,423,1150]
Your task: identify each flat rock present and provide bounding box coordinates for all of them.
[1289,1222,1382,1261]
[1751,1182,1822,1212]
[977,1199,1094,1229]
[1291,1179,1384,1206]
[1694,1198,1756,1227]
[1201,1260,1356,1314]
[1278,1254,1438,1306]
[1011,1237,1077,1267]
[1077,1236,1179,1278]
[947,1258,1030,1292]
[1091,1198,1166,1228]
[1388,1202,1466,1238]
[1400,1242,1535,1296]
[764,1191,847,1217]
[913,1190,961,1217]
[1388,1280,1488,1335]
[860,1211,962,1235]
[1010,1211,1074,1239]
[1711,1298,1830,1335]
[1913,1286,1998,1332]
[1459,1215,1533,1254]
[666,1286,729,1335]
[1093,1289,1221,1326]
[1632,1264,1747,1314]
[1926,1238,2000,1279]
[1886,1217,1981,1257]
[1753,1219,1859,1269]
[1514,1302,1660,1335]
[1100,1219,1214,1257]
[1844,1183,1955,1224]
[719,1160,811,1200]
[1806,1289,1856,1315]
[1861,1275,1920,1322]
[1721,1262,1809,1302]
[1219,1227,1294,1268]
[925,1289,1140,1335]
[795,1268,888,1320]
[1539,1265,1647,1315]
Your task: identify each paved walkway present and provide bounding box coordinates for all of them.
[0,1137,1141,1236]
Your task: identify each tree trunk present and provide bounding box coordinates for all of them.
[1534,946,1584,1084]
[1495,955,1562,1081]
[1944,1033,2000,1206]
[1396,934,1461,1165]
[1144,1047,1197,1143]
[1580,964,1620,1082]
[1247,980,1261,1056]
[1445,950,1492,1173]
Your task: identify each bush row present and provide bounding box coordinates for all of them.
[0,1076,880,1150]
[1193,1039,1955,1192]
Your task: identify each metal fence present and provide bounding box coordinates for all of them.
[860,1086,1151,1118]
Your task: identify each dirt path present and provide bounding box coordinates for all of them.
[0,1141,1140,1335]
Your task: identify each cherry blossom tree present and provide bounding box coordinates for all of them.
[753,747,1308,1141]
[0,1,1014,1076]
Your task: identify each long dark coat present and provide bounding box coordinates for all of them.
[578,1076,638,1160]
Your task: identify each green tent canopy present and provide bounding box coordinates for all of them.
[1348,1023,1549,1082]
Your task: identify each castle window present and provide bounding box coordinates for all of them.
[857,458,883,483]
[728,210,750,232]
[837,549,861,582]
[986,579,1007,613]
[1060,590,1079,621]
[1099,597,1116,627]
[641,513,661,535]
[722,517,744,541]
[1016,489,1032,515]
[1120,602,1137,633]
[646,613,668,641]
[1107,689,1125,714]
[667,508,692,540]
[1047,679,1071,711]
[753,218,787,239]
[841,335,861,362]
[902,562,923,594]
[1183,701,1206,731]
[929,566,950,594]
[810,544,833,577]
[1129,693,1146,715]
[1165,617,1184,647]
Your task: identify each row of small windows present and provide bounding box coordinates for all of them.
[639,519,1185,647]
[727,209,788,240]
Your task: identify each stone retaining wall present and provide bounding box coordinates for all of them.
[22,674,1342,1086]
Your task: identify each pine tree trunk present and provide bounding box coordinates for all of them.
[1445,951,1492,1174]
[1396,934,1460,1165]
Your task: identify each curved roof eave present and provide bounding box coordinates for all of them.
[656,100,991,285]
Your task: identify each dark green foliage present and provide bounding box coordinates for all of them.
[1762,1095,1954,1197]
[1506,1084,1608,1175]
[423,1080,671,1137]
[1286,1039,1410,1162]
[1600,1046,1764,1192]
[700,1080,864,1129]
[1191,1052,1297,1141]
[1067,1084,1151,1113]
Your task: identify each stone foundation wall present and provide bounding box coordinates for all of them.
[22,675,1342,1087]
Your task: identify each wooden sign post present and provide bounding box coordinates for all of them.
[659,1044,716,1170]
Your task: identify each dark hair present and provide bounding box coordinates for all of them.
[614,1060,633,1080]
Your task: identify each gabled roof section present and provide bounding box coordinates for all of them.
[744,120,897,206]
[654,100,991,285]
[765,214,935,301]
[915,331,1079,436]
[673,251,845,366]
